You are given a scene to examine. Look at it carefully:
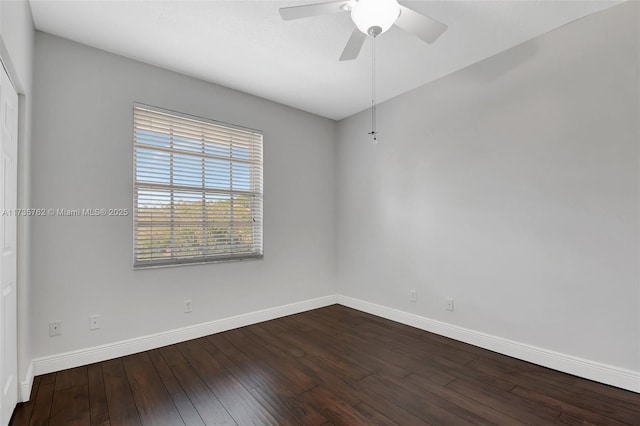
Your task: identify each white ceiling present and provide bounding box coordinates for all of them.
[29,0,622,120]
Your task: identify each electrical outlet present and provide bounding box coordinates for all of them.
[49,321,62,336]
[184,299,193,313]
[90,315,100,330]
[446,299,454,311]
[409,290,417,302]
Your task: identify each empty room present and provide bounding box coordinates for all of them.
[0,0,638,424]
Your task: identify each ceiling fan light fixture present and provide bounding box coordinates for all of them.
[351,0,401,36]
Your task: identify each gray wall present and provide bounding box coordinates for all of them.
[31,32,337,359]
[337,1,639,371]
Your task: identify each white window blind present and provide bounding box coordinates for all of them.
[133,104,263,268]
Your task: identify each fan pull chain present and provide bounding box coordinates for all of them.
[369,34,378,143]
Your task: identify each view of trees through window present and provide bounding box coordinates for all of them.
[133,106,263,267]
[135,193,256,261]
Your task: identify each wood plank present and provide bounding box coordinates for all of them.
[289,312,345,336]
[352,402,398,426]
[298,386,373,425]
[420,329,537,370]
[326,306,424,337]
[158,344,189,367]
[206,334,319,405]
[328,331,410,379]
[446,377,561,424]
[341,329,513,391]
[340,377,430,426]
[87,364,110,426]
[356,321,475,366]
[571,377,640,412]
[222,329,317,393]
[122,352,184,425]
[101,359,141,426]
[10,376,41,426]
[360,374,475,425]
[511,385,628,426]
[240,328,360,405]
[301,309,363,335]
[201,335,264,390]
[404,372,526,425]
[163,348,236,425]
[54,366,88,391]
[245,325,371,382]
[176,339,278,425]
[283,326,378,380]
[49,384,91,426]
[249,323,306,358]
[28,373,56,426]
[334,331,459,388]
[508,378,640,425]
[557,412,599,425]
[205,335,328,425]
[249,385,325,426]
[147,349,205,426]
[523,364,577,387]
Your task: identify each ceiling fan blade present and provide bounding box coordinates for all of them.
[339,28,367,61]
[395,5,447,44]
[279,1,353,21]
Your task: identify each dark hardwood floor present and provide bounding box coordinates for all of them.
[11,305,640,425]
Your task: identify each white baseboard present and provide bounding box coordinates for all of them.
[337,295,640,393]
[30,294,338,381]
[19,361,34,402]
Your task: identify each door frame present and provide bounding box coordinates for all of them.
[0,47,21,425]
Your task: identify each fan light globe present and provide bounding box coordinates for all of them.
[351,0,401,36]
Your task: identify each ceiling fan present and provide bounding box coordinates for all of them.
[279,0,448,61]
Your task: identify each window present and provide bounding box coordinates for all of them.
[133,104,263,268]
